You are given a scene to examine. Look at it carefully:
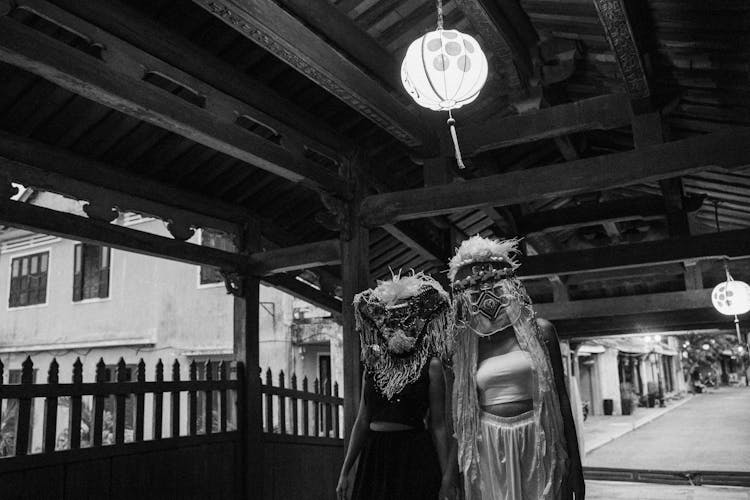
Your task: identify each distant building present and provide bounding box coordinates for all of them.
[0,191,342,453]
[571,335,687,417]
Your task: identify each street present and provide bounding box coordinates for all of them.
[585,387,750,471]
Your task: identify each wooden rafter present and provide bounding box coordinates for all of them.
[46,0,346,157]
[193,0,436,149]
[0,6,346,195]
[360,128,750,225]
[263,274,341,317]
[519,228,750,279]
[461,93,632,155]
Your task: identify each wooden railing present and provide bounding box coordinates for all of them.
[260,368,343,441]
[0,356,239,457]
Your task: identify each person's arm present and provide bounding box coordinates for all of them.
[336,372,371,500]
[537,317,586,500]
[439,362,460,500]
[428,357,449,473]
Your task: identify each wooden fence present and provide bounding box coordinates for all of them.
[0,356,345,499]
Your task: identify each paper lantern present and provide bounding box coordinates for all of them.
[401,30,488,112]
[400,0,489,169]
[711,279,750,316]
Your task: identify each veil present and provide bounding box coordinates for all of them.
[451,276,568,499]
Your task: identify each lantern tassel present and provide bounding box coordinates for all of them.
[447,112,465,169]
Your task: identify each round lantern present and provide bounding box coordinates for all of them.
[712,279,750,316]
[401,30,488,112]
[400,0,489,169]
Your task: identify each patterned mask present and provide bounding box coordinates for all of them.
[354,272,451,399]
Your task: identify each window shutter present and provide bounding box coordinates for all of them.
[73,244,83,301]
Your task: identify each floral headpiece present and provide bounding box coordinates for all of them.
[354,271,450,399]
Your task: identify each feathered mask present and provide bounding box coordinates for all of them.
[354,272,450,399]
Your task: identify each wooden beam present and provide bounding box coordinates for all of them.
[382,223,446,264]
[279,0,396,90]
[535,289,712,320]
[253,240,341,275]
[519,195,703,234]
[193,0,435,149]
[0,199,247,271]
[361,128,750,226]
[518,228,750,278]
[0,12,346,194]
[0,199,341,275]
[462,94,632,155]
[263,274,342,317]
[592,0,650,102]
[0,131,244,235]
[46,0,345,156]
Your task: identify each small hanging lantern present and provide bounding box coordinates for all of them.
[712,262,750,344]
[401,0,488,168]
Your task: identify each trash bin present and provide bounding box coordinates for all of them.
[603,399,613,415]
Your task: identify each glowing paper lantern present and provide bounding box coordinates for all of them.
[401,30,488,113]
[400,1,488,169]
[711,279,750,316]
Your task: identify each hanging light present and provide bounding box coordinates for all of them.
[401,0,489,168]
[709,200,750,345]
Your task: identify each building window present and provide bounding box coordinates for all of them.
[73,244,110,301]
[199,229,235,285]
[9,252,49,307]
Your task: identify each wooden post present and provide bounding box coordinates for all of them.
[153,359,164,440]
[341,152,369,440]
[93,358,106,447]
[170,360,181,438]
[15,356,33,456]
[115,358,127,444]
[135,359,145,442]
[218,361,228,433]
[232,217,263,500]
[204,360,213,435]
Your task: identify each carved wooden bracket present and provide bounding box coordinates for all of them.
[221,270,245,297]
[166,220,195,241]
[0,177,19,203]
[82,200,119,222]
[318,191,350,240]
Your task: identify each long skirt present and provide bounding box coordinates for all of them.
[351,428,441,500]
[476,410,546,500]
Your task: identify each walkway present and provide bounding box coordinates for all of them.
[585,387,750,471]
[588,480,750,499]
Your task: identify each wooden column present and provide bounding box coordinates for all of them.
[341,155,369,440]
[232,218,263,500]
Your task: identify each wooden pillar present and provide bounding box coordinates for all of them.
[232,218,263,500]
[341,154,369,440]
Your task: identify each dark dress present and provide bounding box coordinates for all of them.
[350,366,442,500]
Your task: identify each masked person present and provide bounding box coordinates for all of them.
[442,236,584,500]
[337,272,452,500]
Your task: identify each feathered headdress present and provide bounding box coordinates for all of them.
[354,271,450,399]
[448,235,522,282]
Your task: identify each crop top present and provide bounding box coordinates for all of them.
[365,365,430,428]
[476,350,534,406]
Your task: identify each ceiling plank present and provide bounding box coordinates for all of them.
[554,308,726,338]
[381,223,445,264]
[360,128,750,225]
[518,228,750,278]
[461,93,632,155]
[0,12,346,195]
[193,0,435,149]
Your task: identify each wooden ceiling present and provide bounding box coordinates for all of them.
[0,0,749,336]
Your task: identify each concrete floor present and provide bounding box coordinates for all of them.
[587,480,750,499]
[585,387,750,471]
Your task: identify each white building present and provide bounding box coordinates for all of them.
[0,191,342,453]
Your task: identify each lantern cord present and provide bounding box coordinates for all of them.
[447,110,465,169]
[436,0,444,30]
